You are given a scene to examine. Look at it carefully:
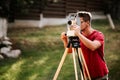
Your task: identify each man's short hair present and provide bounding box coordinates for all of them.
[77,11,92,22]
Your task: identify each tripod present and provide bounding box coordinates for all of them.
[53,37,91,80]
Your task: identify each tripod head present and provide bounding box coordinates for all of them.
[67,36,80,48]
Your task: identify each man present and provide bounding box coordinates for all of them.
[61,11,109,80]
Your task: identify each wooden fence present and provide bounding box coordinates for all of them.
[15,0,111,19]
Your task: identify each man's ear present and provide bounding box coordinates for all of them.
[86,21,90,25]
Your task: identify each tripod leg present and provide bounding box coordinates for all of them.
[72,48,78,80]
[53,48,69,80]
[77,49,87,80]
[78,48,91,80]
[75,48,86,80]
[80,71,84,80]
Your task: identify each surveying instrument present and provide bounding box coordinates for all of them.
[53,12,91,80]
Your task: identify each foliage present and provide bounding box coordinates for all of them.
[13,0,47,14]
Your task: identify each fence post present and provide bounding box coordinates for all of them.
[106,14,115,29]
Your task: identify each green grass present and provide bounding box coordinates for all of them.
[0,20,120,80]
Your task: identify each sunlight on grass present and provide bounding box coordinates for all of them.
[2,60,25,80]
[28,73,39,80]
[107,53,120,68]
[109,54,119,61]
[33,56,49,66]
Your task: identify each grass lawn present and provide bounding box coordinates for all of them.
[0,20,120,80]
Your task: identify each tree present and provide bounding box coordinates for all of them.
[110,0,120,20]
[103,0,120,20]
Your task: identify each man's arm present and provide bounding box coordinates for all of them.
[73,27,101,51]
[78,33,101,51]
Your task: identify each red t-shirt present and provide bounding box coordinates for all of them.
[80,30,109,78]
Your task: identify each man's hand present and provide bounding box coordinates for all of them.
[60,32,72,53]
[71,25,81,36]
[61,32,67,42]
